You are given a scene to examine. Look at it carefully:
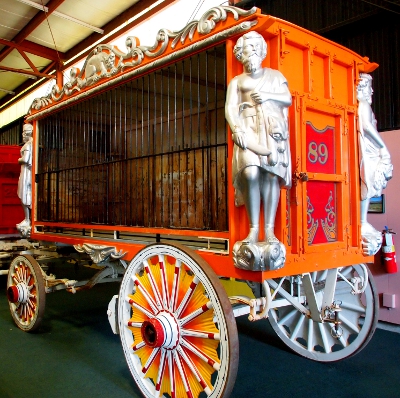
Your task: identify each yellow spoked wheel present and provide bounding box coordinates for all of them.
[118,243,238,398]
[7,255,46,332]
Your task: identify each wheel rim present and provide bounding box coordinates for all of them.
[268,264,378,362]
[118,243,238,398]
[7,255,46,332]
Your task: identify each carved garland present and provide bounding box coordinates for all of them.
[28,6,257,114]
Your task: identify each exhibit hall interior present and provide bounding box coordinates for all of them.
[0,1,400,397]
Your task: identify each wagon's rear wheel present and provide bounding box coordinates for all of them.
[268,264,378,361]
[7,255,46,332]
[118,243,239,398]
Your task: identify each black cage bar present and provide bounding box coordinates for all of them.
[36,44,228,231]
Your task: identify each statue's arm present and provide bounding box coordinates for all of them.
[251,81,292,107]
[225,78,247,149]
[18,142,32,165]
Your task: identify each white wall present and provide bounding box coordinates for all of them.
[366,129,400,324]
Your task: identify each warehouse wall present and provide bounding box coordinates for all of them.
[368,129,400,324]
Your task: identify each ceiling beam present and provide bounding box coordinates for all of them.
[0,61,57,109]
[0,0,66,63]
[0,65,54,79]
[360,0,400,15]
[315,10,379,34]
[0,38,63,61]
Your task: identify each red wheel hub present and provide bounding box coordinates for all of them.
[7,283,29,304]
[141,318,165,347]
[7,285,19,303]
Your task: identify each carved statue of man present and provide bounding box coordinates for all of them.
[357,73,392,255]
[225,31,292,245]
[16,123,33,237]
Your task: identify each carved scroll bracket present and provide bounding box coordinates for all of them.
[74,243,127,264]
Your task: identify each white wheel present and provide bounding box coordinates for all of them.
[7,255,46,332]
[118,243,239,398]
[268,264,378,361]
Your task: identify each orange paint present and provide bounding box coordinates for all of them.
[27,9,377,281]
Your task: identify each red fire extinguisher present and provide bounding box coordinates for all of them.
[382,226,398,273]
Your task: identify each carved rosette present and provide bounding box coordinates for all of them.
[28,6,257,114]
[74,243,127,264]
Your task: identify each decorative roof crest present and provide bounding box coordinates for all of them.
[28,6,257,114]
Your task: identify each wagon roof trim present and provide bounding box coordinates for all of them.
[26,5,258,121]
[25,5,379,122]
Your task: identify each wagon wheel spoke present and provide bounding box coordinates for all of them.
[118,243,238,398]
[143,259,163,309]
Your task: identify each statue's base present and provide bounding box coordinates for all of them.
[361,222,383,256]
[362,232,382,256]
[233,240,286,271]
[16,219,31,239]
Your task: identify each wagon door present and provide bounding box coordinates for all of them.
[293,100,353,256]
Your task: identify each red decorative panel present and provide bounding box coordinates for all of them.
[306,122,335,174]
[306,123,337,245]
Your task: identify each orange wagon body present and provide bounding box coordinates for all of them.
[8,8,386,396]
[26,8,376,282]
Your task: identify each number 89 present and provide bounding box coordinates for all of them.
[308,142,328,164]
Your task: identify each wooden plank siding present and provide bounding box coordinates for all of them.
[36,45,228,232]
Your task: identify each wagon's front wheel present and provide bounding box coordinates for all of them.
[267,264,378,361]
[7,255,46,332]
[118,243,239,398]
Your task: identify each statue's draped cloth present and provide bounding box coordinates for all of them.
[232,68,291,206]
[17,141,32,207]
[358,115,392,201]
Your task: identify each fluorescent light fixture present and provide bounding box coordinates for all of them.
[52,11,104,34]
[0,88,15,95]
[15,0,104,34]
[65,0,166,65]
[16,0,47,12]
[9,70,38,80]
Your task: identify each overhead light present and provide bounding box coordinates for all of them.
[10,70,38,80]
[0,88,15,95]
[16,0,47,12]
[52,11,104,34]
[15,0,104,34]
[66,0,166,65]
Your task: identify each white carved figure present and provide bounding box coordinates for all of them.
[225,31,292,270]
[84,47,116,80]
[16,123,33,237]
[357,73,392,255]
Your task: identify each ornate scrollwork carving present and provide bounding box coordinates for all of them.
[307,196,318,245]
[74,243,126,264]
[321,190,336,242]
[28,6,257,114]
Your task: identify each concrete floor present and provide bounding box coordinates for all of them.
[1,263,400,398]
